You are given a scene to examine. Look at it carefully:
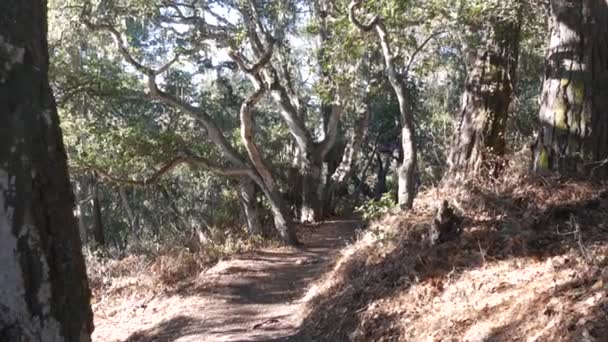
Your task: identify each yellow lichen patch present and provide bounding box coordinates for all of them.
[568,115,580,135]
[561,77,585,105]
[538,146,550,170]
[555,100,568,131]
[571,79,585,104]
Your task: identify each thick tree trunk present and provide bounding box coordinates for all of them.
[238,71,300,245]
[0,1,94,340]
[533,0,608,176]
[300,156,323,222]
[449,7,522,175]
[239,178,263,236]
[324,104,370,213]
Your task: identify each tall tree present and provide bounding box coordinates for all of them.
[81,3,300,245]
[532,0,608,175]
[236,0,347,222]
[0,0,94,340]
[349,0,418,209]
[448,1,523,175]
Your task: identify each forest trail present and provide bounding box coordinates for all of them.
[92,219,362,342]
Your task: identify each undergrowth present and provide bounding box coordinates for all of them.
[85,229,277,302]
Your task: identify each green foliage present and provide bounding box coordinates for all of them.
[355,193,396,221]
[47,0,552,252]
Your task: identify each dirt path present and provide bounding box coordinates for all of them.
[92,219,361,342]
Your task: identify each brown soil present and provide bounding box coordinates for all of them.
[92,219,361,342]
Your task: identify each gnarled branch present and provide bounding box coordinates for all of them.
[82,18,179,76]
[81,18,249,169]
[348,0,380,32]
[80,155,252,187]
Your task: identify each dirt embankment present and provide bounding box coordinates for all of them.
[296,172,608,341]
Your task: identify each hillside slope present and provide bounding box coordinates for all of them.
[295,167,608,341]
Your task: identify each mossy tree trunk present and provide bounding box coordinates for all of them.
[449,7,522,175]
[0,0,94,340]
[533,0,608,176]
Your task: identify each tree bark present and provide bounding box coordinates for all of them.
[118,187,140,241]
[265,68,338,223]
[91,182,105,246]
[449,4,522,175]
[74,179,89,244]
[239,178,263,236]
[533,0,608,176]
[240,3,342,223]
[324,103,370,213]
[0,0,94,340]
[375,24,417,209]
[300,156,324,222]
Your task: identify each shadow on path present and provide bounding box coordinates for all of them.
[112,219,362,342]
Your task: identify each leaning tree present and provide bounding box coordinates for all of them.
[348,0,419,209]
[79,1,300,245]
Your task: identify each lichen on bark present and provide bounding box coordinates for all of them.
[0,35,25,83]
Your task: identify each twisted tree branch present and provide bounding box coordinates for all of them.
[79,154,252,187]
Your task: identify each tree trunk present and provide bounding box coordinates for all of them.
[0,0,94,340]
[449,6,522,175]
[325,104,370,213]
[91,182,105,246]
[349,5,419,209]
[118,187,140,241]
[533,0,608,176]
[396,120,417,209]
[238,73,300,245]
[256,182,299,245]
[316,0,343,214]
[239,178,263,236]
[374,152,392,200]
[300,156,323,222]
[75,179,89,244]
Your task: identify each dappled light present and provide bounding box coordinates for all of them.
[2,0,608,341]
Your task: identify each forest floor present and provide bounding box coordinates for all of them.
[91,219,362,342]
[90,161,608,341]
[295,168,608,341]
